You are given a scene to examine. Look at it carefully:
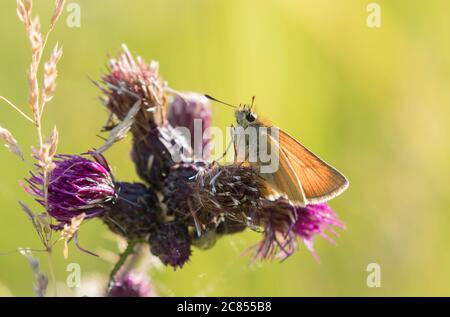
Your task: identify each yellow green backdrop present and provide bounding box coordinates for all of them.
[1,0,449,296]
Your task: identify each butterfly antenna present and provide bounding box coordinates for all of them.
[251,96,256,111]
[204,94,236,109]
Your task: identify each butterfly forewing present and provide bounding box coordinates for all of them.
[263,132,307,206]
[276,129,349,203]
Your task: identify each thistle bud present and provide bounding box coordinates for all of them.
[131,124,192,190]
[148,221,192,269]
[102,182,162,240]
[162,162,206,219]
[108,272,153,297]
[168,93,212,160]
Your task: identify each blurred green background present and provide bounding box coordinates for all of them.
[1,0,450,296]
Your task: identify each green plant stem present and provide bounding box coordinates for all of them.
[109,240,138,283]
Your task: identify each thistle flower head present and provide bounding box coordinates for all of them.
[192,164,265,223]
[98,44,167,138]
[131,124,193,189]
[108,272,153,297]
[163,161,206,220]
[102,182,162,240]
[293,203,346,261]
[251,198,298,261]
[252,198,345,262]
[168,93,212,160]
[163,163,264,235]
[25,153,116,225]
[148,221,192,269]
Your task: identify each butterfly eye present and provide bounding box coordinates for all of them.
[246,113,256,122]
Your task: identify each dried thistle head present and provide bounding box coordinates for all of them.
[162,162,265,235]
[163,162,250,246]
[102,182,162,240]
[98,44,167,139]
[191,163,265,224]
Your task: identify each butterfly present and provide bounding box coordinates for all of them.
[206,95,349,206]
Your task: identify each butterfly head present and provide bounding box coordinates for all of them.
[203,94,258,128]
[235,107,257,128]
[235,96,258,128]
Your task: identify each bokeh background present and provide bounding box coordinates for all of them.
[1,0,450,296]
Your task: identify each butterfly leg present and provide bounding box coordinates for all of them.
[212,124,236,163]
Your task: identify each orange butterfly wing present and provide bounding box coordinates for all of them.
[263,133,307,206]
[275,129,349,204]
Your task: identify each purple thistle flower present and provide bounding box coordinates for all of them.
[168,93,212,160]
[252,198,345,262]
[108,272,153,297]
[293,203,346,262]
[24,153,116,226]
[251,198,297,261]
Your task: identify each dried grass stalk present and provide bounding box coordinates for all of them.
[43,43,63,104]
[16,0,32,27]
[50,0,65,31]
[9,0,66,251]
[0,126,24,159]
[19,248,48,297]
[60,213,86,259]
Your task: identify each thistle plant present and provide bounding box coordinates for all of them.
[0,0,348,297]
